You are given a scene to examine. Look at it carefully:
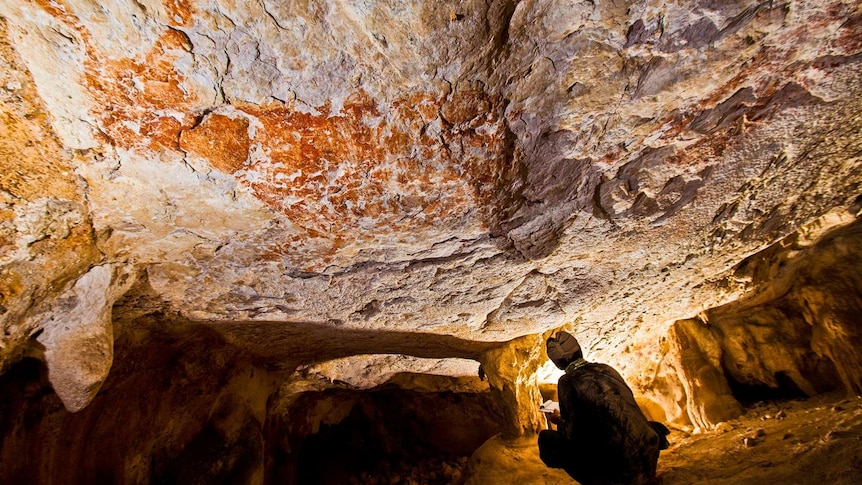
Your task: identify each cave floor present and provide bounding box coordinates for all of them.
[658,391,862,484]
[464,391,862,485]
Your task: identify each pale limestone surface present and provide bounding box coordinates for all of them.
[0,0,860,429]
[33,264,135,411]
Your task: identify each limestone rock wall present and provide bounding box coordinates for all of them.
[2,1,860,366]
[641,211,862,430]
[480,333,546,439]
[267,383,501,484]
[0,18,101,375]
[0,317,271,484]
[709,214,862,397]
[0,0,861,479]
[664,318,743,431]
[0,309,506,484]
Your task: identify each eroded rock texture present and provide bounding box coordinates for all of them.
[642,211,862,430]
[0,0,861,482]
[0,310,501,484]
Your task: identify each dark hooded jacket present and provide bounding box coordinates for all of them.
[555,360,661,484]
[541,331,666,484]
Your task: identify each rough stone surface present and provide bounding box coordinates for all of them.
[640,210,862,429]
[0,0,861,482]
[463,435,574,485]
[480,333,546,438]
[2,0,859,358]
[33,264,135,411]
[663,318,744,431]
[0,17,101,374]
[0,319,273,484]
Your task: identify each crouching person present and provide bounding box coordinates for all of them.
[538,331,669,485]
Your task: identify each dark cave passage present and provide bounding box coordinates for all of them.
[270,386,503,485]
[0,323,505,485]
[725,371,812,407]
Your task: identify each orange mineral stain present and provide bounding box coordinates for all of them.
[179,114,251,173]
[34,0,198,151]
[31,0,520,266]
[234,89,513,248]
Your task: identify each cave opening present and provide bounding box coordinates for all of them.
[724,371,811,407]
[0,357,54,436]
[273,385,504,485]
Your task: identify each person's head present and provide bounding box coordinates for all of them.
[546,331,582,370]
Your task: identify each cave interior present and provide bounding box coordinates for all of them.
[1,0,862,484]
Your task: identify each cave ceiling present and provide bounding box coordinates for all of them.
[0,0,860,407]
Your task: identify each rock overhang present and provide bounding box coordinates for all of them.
[0,0,860,405]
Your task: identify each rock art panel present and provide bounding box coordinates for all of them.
[4,0,527,271]
[3,0,860,351]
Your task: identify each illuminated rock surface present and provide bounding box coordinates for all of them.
[0,0,860,483]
